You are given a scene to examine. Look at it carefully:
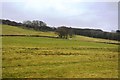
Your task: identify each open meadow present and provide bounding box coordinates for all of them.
[1,25,119,78]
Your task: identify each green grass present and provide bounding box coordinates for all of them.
[2,36,118,78]
[73,35,119,44]
[1,24,119,44]
[2,25,119,78]
[1,24,56,37]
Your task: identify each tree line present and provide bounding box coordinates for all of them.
[1,19,120,41]
[0,19,56,31]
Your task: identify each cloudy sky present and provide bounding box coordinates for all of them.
[1,0,119,32]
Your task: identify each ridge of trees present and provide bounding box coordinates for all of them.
[0,19,120,41]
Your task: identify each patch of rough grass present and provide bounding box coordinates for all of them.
[2,36,118,78]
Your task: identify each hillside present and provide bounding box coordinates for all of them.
[1,24,56,37]
[1,24,119,44]
[2,24,119,78]
[1,19,120,41]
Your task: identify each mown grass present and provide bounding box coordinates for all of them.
[2,36,118,78]
[2,24,119,78]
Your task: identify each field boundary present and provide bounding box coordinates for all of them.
[1,35,58,39]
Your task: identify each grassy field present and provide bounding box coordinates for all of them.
[1,25,56,37]
[2,25,119,78]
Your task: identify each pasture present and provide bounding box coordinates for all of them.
[2,25,119,78]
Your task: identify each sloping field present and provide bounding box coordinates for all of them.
[1,25,56,37]
[1,24,119,44]
[2,25,119,78]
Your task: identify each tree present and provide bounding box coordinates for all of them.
[23,20,47,30]
[69,27,74,38]
[23,20,32,25]
[32,20,46,27]
[116,30,120,33]
[23,20,33,28]
[56,26,74,39]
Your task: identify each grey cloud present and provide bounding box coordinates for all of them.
[1,1,118,31]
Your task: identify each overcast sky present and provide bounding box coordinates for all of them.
[1,0,119,32]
